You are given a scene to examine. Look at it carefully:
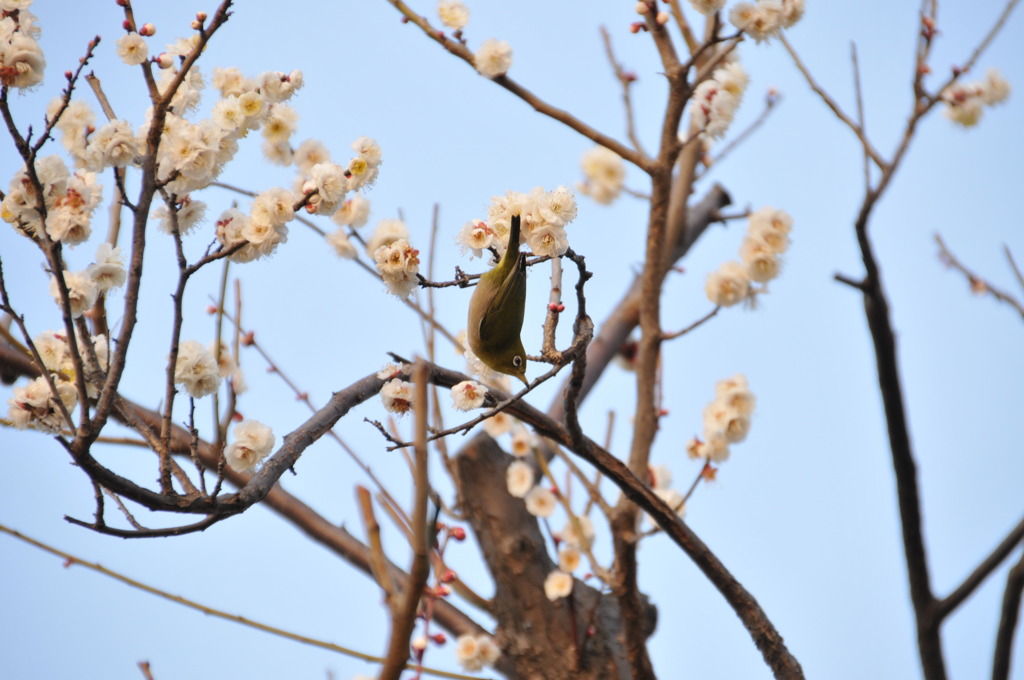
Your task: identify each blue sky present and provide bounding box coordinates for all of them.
[1,1,1022,678]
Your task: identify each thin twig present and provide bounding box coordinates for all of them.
[935,234,1024,320]
[779,34,886,170]
[0,523,479,680]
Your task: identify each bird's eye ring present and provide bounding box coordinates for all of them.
[512,355,523,367]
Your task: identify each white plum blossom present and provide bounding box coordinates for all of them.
[578,145,625,205]
[543,570,573,601]
[688,374,756,464]
[172,340,221,398]
[688,59,748,141]
[211,66,253,97]
[558,546,582,573]
[456,219,495,258]
[115,32,148,65]
[332,194,371,228]
[455,635,483,672]
[506,460,534,498]
[366,218,409,256]
[524,485,557,518]
[0,14,46,89]
[705,260,750,307]
[438,0,470,30]
[374,238,420,298]
[224,419,275,472]
[728,0,803,42]
[326,229,357,259]
[33,330,67,373]
[293,138,331,174]
[451,380,487,410]
[258,69,303,103]
[44,171,103,246]
[261,103,298,143]
[558,515,595,549]
[510,427,535,457]
[84,119,140,171]
[482,409,513,437]
[305,162,347,214]
[351,136,382,168]
[476,636,500,667]
[942,68,1012,127]
[380,378,415,414]
[87,243,126,292]
[49,270,98,318]
[688,0,726,14]
[153,195,206,236]
[484,187,578,260]
[474,38,512,79]
[7,376,77,432]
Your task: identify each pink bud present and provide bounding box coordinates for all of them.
[430,633,447,645]
[139,23,155,36]
[656,11,669,24]
[122,20,132,30]
[440,569,457,583]
[195,11,207,21]
[449,526,466,541]
[190,19,202,29]
[155,52,174,69]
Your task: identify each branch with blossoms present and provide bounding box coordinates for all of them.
[784,1,1020,677]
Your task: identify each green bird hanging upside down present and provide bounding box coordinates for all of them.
[467,213,529,386]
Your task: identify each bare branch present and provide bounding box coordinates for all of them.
[779,34,887,170]
[935,234,1024,320]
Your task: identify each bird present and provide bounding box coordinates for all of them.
[467,213,529,386]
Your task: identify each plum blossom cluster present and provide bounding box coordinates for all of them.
[728,0,805,43]
[374,237,421,298]
[941,68,1011,127]
[544,514,596,601]
[705,206,792,307]
[458,186,578,261]
[688,58,749,141]
[215,187,296,263]
[6,329,110,431]
[172,340,222,399]
[45,243,126,318]
[687,374,756,463]
[0,1,44,89]
[474,38,511,79]
[454,633,501,673]
[2,156,103,246]
[224,419,275,472]
[7,376,75,433]
[361,218,421,297]
[505,447,594,603]
[577,145,625,205]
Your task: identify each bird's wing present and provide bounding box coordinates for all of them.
[478,252,526,345]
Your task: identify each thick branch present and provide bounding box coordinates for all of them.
[992,550,1024,680]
